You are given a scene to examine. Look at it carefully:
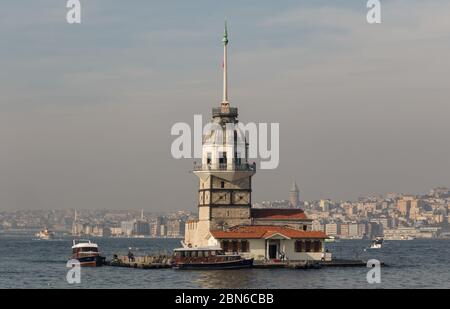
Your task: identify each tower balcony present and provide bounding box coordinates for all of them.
[193,162,256,172]
[193,162,256,182]
[212,107,238,118]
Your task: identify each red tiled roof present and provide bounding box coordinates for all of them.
[210,225,327,240]
[251,208,308,220]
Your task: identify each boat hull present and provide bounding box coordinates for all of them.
[71,255,105,267]
[369,244,382,249]
[173,258,254,270]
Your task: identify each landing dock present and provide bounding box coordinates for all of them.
[104,255,384,269]
[253,259,384,269]
[105,255,172,269]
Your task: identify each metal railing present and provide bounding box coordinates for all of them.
[212,107,238,118]
[193,162,256,172]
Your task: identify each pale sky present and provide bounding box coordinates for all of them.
[1,1,450,211]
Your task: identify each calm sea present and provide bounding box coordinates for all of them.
[1,232,449,289]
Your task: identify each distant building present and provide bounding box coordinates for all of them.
[84,225,92,235]
[358,223,368,238]
[160,224,166,236]
[166,219,185,238]
[289,181,300,208]
[72,223,84,236]
[121,221,135,236]
[151,217,166,237]
[134,220,150,236]
[430,187,450,198]
[110,227,122,236]
[340,223,349,237]
[348,223,359,238]
[397,197,425,220]
[311,220,324,232]
[325,222,339,236]
[320,200,331,212]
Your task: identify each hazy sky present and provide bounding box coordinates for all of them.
[1,0,450,211]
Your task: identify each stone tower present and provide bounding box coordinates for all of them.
[185,22,256,247]
[289,181,300,208]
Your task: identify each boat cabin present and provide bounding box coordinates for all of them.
[173,247,229,258]
[72,239,99,255]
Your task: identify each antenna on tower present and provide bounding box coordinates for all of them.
[222,19,229,107]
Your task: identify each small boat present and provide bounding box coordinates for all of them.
[369,237,384,249]
[172,247,254,270]
[325,235,340,243]
[325,236,336,243]
[35,228,55,240]
[403,235,416,240]
[70,239,105,267]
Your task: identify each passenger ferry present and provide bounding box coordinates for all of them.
[172,247,254,270]
[35,228,55,240]
[70,239,105,267]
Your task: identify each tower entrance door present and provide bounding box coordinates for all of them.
[268,244,278,259]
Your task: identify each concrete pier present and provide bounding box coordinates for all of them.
[104,254,384,270]
[105,255,172,269]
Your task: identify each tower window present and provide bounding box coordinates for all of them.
[235,152,242,166]
[220,181,225,188]
[219,152,227,166]
[206,152,212,165]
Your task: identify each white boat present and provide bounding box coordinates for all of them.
[35,229,55,240]
[70,239,105,267]
[325,235,337,243]
[369,237,383,249]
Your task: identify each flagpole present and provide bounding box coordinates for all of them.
[222,20,228,105]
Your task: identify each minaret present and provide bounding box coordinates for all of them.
[185,22,256,247]
[72,209,78,236]
[289,181,300,208]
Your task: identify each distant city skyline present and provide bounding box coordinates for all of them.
[2,186,449,241]
[1,1,450,211]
